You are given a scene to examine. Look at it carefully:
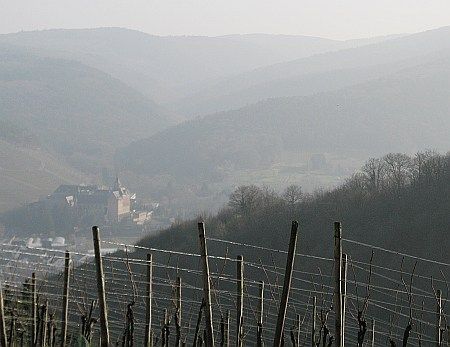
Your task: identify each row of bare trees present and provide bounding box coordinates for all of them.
[228,150,450,216]
[356,150,449,193]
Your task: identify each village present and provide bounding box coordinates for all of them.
[0,178,172,257]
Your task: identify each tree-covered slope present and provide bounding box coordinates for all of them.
[0,44,178,210]
[117,55,450,181]
[0,28,398,104]
[0,29,346,102]
[0,44,176,173]
[171,26,450,117]
[136,151,450,265]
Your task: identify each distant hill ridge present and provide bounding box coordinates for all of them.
[170,25,450,116]
[0,27,400,103]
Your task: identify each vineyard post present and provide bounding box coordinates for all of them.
[92,226,110,347]
[161,308,167,347]
[0,283,7,347]
[257,281,264,347]
[273,221,299,347]
[60,251,70,347]
[150,331,154,347]
[145,253,153,347]
[220,315,225,347]
[8,316,15,347]
[311,296,316,347]
[193,301,204,346]
[371,319,375,347]
[225,310,230,347]
[48,314,54,347]
[175,277,182,347]
[437,289,442,346]
[333,222,343,347]
[341,253,348,346]
[40,301,48,347]
[31,273,37,347]
[220,311,230,347]
[164,308,170,346]
[236,255,244,347]
[197,222,215,347]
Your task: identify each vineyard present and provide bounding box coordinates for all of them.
[0,221,448,346]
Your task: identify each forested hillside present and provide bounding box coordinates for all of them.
[0,28,362,103]
[0,28,425,126]
[0,44,177,211]
[137,150,450,264]
[0,44,175,171]
[172,26,450,116]
[117,55,450,182]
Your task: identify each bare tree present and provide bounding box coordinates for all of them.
[362,158,386,192]
[282,185,303,207]
[228,185,262,214]
[383,153,413,192]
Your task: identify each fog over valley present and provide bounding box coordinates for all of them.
[0,3,449,346]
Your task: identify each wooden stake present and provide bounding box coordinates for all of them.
[0,284,7,347]
[48,314,54,347]
[257,281,264,347]
[295,314,301,347]
[197,222,215,347]
[193,301,205,347]
[447,326,449,347]
[341,253,348,347]
[161,309,166,347]
[236,255,244,347]
[371,319,375,347]
[203,330,207,346]
[144,254,153,347]
[333,222,343,347]
[224,310,229,347]
[92,226,110,347]
[175,277,182,347]
[163,308,169,347]
[31,273,37,347]
[273,221,299,347]
[8,316,15,347]
[60,251,70,347]
[437,289,442,346]
[220,310,229,347]
[311,297,316,347]
[220,315,225,347]
[40,301,48,347]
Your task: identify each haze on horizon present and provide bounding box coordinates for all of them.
[2,0,450,40]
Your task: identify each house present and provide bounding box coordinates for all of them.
[48,177,134,223]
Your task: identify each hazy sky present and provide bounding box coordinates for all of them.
[1,0,450,39]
